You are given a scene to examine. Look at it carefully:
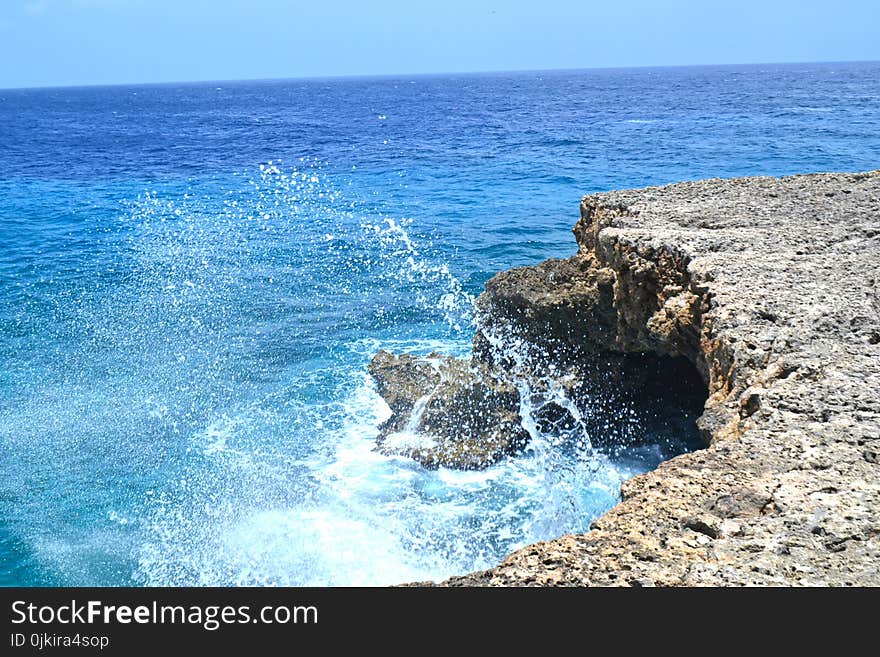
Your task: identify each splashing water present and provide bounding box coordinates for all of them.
[122,163,652,586]
[0,160,683,586]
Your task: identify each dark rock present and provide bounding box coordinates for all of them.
[369,350,442,418]
[369,346,707,469]
[368,351,529,470]
[740,392,762,418]
[683,517,722,539]
[473,256,618,365]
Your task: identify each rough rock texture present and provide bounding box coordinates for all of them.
[472,256,618,363]
[440,171,880,586]
[370,346,706,470]
[368,350,529,469]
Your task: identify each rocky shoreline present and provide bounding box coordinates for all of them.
[376,171,880,586]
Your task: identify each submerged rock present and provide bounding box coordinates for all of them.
[368,350,529,470]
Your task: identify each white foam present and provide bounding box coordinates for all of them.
[381,430,436,452]
[200,416,235,456]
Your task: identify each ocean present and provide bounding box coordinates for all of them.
[1,62,878,586]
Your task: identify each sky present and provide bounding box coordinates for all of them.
[0,0,878,88]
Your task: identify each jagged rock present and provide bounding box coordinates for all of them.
[473,256,618,365]
[369,344,706,470]
[368,350,529,470]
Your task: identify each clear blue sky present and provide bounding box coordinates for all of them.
[1,0,878,88]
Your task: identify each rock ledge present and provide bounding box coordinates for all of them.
[438,171,880,586]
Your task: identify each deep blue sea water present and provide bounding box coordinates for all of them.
[1,62,879,586]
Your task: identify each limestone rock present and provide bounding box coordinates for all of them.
[433,171,880,586]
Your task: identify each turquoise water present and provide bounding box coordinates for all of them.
[1,62,879,585]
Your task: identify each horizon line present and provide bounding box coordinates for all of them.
[2,58,878,93]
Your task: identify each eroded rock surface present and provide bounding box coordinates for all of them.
[368,350,529,469]
[437,171,880,586]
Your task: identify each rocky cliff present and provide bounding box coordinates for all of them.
[442,171,880,586]
[377,171,880,586]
